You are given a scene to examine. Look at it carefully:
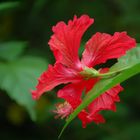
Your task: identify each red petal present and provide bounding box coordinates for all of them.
[49,15,94,70]
[56,67,123,127]
[57,79,105,128]
[78,84,123,127]
[78,111,105,128]
[57,81,86,109]
[88,85,123,118]
[32,63,82,99]
[81,32,136,67]
[57,81,102,128]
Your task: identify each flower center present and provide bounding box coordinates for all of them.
[53,101,73,119]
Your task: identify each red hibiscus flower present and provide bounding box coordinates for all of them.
[32,15,136,128]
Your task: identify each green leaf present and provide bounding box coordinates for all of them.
[0,41,27,61]
[110,46,140,71]
[0,56,47,120]
[0,2,19,11]
[59,47,140,138]
[136,43,140,48]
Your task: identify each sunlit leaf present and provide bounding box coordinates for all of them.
[0,56,47,120]
[59,46,140,138]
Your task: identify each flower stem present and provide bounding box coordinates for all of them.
[97,66,130,78]
[81,66,130,79]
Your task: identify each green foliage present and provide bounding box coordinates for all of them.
[110,46,140,71]
[59,46,140,138]
[0,41,27,61]
[0,56,47,120]
[0,42,47,120]
[0,1,19,11]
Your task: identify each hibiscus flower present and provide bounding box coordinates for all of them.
[32,15,136,128]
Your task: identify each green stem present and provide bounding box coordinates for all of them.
[80,66,131,79]
[97,66,130,78]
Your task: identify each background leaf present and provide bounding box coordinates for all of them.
[0,56,47,120]
[59,47,140,138]
[0,41,27,61]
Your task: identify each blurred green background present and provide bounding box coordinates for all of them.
[0,0,140,140]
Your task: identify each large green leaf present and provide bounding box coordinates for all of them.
[0,56,47,120]
[0,41,27,61]
[59,47,140,138]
